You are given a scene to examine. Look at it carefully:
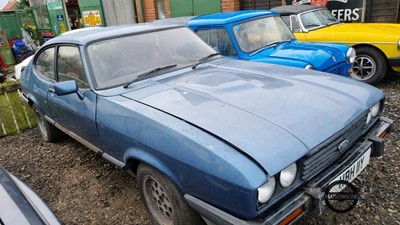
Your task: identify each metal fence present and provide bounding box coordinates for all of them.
[0,81,36,137]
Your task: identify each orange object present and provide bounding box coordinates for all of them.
[0,53,8,69]
[279,207,304,225]
[311,0,328,6]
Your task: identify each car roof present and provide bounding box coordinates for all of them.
[150,16,194,26]
[272,5,326,15]
[43,23,184,46]
[188,10,278,26]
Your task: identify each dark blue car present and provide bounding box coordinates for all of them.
[20,24,392,225]
[185,10,355,77]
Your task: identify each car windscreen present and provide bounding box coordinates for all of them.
[87,27,216,89]
[232,16,295,53]
[300,9,338,29]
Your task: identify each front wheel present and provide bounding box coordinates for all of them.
[137,164,205,225]
[351,47,387,85]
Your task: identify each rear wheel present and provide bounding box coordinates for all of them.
[351,47,387,85]
[33,106,63,142]
[137,164,205,225]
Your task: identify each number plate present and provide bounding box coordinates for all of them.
[329,148,371,187]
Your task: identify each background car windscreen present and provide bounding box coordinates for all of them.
[232,16,295,53]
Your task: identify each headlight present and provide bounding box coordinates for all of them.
[397,38,400,51]
[280,163,297,187]
[366,111,372,124]
[346,47,356,64]
[371,102,380,117]
[257,176,276,204]
[304,64,314,70]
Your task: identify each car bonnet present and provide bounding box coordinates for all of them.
[315,23,400,41]
[249,41,346,70]
[121,59,384,175]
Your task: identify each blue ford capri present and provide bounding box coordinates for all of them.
[20,24,392,225]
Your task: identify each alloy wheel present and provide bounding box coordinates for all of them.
[351,55,376,81]
[142,174,174,225]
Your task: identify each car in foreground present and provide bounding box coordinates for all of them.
[0,167,60,225]
[273,5,400,84]
[20,24,392,225]
[184,10,355,77]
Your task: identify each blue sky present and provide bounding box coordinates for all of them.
[0,0,12,10]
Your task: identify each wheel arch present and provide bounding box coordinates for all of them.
[352,44,389,65]
[123,149,182,190]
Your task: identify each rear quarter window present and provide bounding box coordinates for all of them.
[35,47,55,80]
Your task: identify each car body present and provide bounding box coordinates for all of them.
[184,10,355,77]
[20,24,393,225]
[273,5,400,84]
[14,55,34,80]
[0,167,60,225]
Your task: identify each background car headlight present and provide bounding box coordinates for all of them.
[304,64,314,70]
[280,163,297,187]
[346,47,356,64]
[397,38,400,51]
[258,176,276,204]
[371,102,380,117]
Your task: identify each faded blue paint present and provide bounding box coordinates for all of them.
[20,24,385,221]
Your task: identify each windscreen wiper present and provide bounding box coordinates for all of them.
[304,23,322,29]
[250,39,291,57]
[123,64,177,88]
[191,53,222,69]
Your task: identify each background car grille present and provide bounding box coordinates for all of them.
[326,62,346,76]
[301,111,375,180]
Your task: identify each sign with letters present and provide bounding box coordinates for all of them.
[286,0,365,22]
[327,0,364,22]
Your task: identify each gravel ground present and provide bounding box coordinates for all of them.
[0,74,399,225]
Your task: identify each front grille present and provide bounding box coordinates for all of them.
[326,62,346,76]
[301,111,375,180]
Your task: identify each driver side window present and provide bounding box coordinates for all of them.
[291,15,301,32]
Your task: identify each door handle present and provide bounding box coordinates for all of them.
[49,86,55,93]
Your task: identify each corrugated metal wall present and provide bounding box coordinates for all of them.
[0,12,22,39]
[102,0,137,25]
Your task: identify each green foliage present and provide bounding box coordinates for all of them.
[16,0,33,20]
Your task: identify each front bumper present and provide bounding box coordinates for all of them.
[185,117,393,225]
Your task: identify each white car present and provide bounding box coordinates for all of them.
[14,55,33,80]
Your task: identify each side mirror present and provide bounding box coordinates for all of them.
[53,80,84,99]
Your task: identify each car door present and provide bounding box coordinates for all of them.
[45,45,101,149]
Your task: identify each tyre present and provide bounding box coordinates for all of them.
[33,106,63,142]
[351,47,387,85]
[137,164,205,225]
